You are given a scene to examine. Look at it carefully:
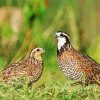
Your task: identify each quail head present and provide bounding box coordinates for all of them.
[2,47,45,87]
[55,31,100,85]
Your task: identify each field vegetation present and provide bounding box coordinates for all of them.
[0,0,100,100]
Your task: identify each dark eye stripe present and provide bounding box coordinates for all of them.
[60,34,66,37]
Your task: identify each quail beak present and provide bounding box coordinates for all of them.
[54,35,58,43]
[42,49,45,53]
[54,35,57,38]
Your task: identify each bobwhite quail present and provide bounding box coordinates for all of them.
[2,47,45,87]
[55,31,100,85]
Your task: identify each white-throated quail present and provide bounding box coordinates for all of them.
[2,48,45,87]
[55,31,100,85]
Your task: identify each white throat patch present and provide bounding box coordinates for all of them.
[57,37,66,50]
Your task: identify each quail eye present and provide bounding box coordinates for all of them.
[37,49,40,51]
[60,34,64,37]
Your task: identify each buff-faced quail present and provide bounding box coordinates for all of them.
[54,31,100,85]
[2,48,45,87]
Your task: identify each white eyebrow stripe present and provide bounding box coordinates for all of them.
[56,32,69,38]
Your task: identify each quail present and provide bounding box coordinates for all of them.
[55,31,100,85]
[2,48,45,87]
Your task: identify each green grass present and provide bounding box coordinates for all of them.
[0,76,100,100]
[0,0,100,100]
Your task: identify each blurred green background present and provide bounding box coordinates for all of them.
[0,0,100,100]
[0,0,100,84]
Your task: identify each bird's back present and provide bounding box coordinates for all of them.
[2,58,43,83]
[58,47,100,84]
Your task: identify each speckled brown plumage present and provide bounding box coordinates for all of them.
[2,48,45,87]
[55,31,100,85]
